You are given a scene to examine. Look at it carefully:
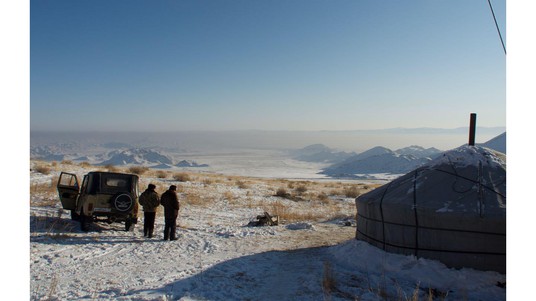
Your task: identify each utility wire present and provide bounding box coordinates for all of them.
[487,0,506,55]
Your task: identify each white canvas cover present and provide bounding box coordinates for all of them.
[356,146,506,273]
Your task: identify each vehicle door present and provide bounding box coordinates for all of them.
[57,172,80,210]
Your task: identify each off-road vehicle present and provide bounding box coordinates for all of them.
[57,171,139,231]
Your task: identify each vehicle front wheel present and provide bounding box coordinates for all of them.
[80,211,91,232]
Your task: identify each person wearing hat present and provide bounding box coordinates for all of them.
[138,183,160,238]
[160,185,180,241]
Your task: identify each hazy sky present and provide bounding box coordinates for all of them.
[30,0,506,132]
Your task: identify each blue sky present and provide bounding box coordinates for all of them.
[30,0,506,131]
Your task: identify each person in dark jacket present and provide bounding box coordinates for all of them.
[138,184,160,238]
[160,185,180,241]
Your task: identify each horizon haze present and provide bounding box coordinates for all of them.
[30,126,505,153]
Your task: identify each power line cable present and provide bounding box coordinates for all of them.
[487,0,506,55]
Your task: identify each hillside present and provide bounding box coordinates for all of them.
[99,148,174,166]
[29,160,505,300]
[321,146,440,178]
[321,132,506,178]
[479,132,506,154]
[290,144,355,164]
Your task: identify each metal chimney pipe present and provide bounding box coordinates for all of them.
[469,113,477,146]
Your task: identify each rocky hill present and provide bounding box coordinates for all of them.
[290,144,355,164]
[98,148,173,166]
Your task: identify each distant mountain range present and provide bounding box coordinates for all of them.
[98,149,174,166]
[30,146,210,169]
[289,144,355,164]
[294,132,506,178]
[175,160,209,168]
[29,131,505,177]
[320,146,442,178]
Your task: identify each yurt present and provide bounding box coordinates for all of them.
[355,145,506,273]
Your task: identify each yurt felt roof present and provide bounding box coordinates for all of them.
[355,145,506,273]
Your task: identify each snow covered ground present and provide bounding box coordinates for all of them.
[28,161,506,300]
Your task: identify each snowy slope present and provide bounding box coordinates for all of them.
[175,160,209,168]
[395,145,442,159]
[479,132,506,154]
[321,146,432,177]
[29,162,506,301]
[291,144,355,163]
[99,148,174,166]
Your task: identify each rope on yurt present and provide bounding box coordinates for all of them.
[478,160,484,217]
[413,169,420,256]
[446,155,474,194]
[379,181,393,251]
[356,214,504,236]
[444,154,506,198]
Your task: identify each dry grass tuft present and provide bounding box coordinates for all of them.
[235,180,249,189]
[155,170,168,179]
[343,186,360,198]
[79,161,92,168]
[317,192,329,202]
[275,187,290,198]
[183,192,207,206]
[173,173,191,182]
[295,185,308,195]
[104,164,120,172]
[223,191,234,200]
[34,165,51,175]
[202,178,214,186]
[128,166,149,175]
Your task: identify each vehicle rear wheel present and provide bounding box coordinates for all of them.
[71,210,80,221]
[125,218,134,231]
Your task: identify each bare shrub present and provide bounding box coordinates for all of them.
[173,173,191,182]
[155,170,168,179]
[34,165,51,175]
[265,201,320,222]
[104,164,119,172]
[266,200,288,218]
[235,180,249,189]
[275,187,290,198]
[343,186,360,198]
[295,185,308,195]
[223,191,234,201]
[329,189,340,196]
[128,166,149,175]
[317,192,329,202]
[79,161,91,168]
[51,161,58,167]
[61,160,74,165]
[287,181,295,189]
[202,178,213,186]
[184,192,207,206]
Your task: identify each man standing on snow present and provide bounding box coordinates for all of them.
[139,183,160,238]
[160,185,180,241]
